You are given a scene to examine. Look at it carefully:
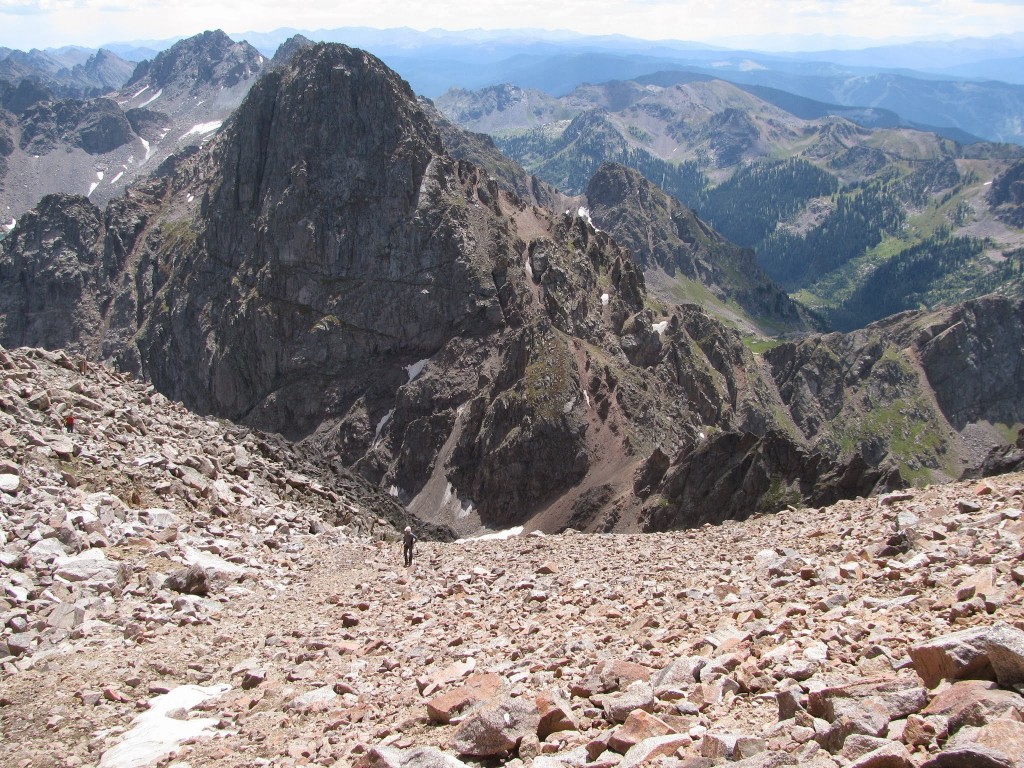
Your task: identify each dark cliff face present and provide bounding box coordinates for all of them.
[0,194,103,349]
[132,44,510,435]
[2,43,1023,536]
[911,297,1024,431]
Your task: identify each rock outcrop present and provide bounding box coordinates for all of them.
[988,158,1024,229]
[19,96,134,155]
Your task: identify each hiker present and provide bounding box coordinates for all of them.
[63,413,75,433]
[403,526,417,567]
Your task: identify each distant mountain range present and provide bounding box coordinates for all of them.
[436,76,1024,331]
[10,26,1024,143]
[0,31,265,225]
[238,30,1024,147]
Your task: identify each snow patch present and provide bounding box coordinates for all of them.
[458,526,524,543]
[96,171,104,180]
[652,320,668,334]
[131,85,150,99]
[577,206,597,230]
[3,218,15,233]
[524,254,534,280]
[373,409,393,445]
[405,358,429,382]
[98,683,230,768]
[109,171,124,184]
[737,59,768,71]
[138,88,162,108]
[187,194,194,203]
[600,293,610,306]
[183,120,223,137]
[441,484,476,519]
[583,390,591,408]
[88,182,100,196]
[139,137,151,161]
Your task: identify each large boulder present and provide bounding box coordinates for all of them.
[364,746,470,768]
[921,679,1024,734]
[909,623,1024,688]
[450,694,540,758]
[921,719,1024,768]
[426,673,503,724]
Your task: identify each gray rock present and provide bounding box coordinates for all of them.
[287,685,338,713]
[597,680,655,723]
[6,632,34,656]
[28,538,68,561]
[702,732,766,761]
[54,553,127,592]
[366,746,470,768]
[451,694,540,758]
[620,734,694,768]
[652,656,706,697]
[731,752,799,768]
[846,741,914,768]
[0,474,20,493]
[46,602,85,630]
[165,565,210,596]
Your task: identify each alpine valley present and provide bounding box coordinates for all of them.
[4,24,1024,768]
[1,30,1023,539]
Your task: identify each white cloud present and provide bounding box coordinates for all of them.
[0,0,1021,49]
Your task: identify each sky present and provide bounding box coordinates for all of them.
[2,0,1024,52]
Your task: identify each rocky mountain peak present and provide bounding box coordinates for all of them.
[269,34,315,70]
[125,29,263,93]
[121,41,475,435]
[206,41,443,216]
[68,47,134,94]
[0,78,53,114]
[0,30,268,224]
